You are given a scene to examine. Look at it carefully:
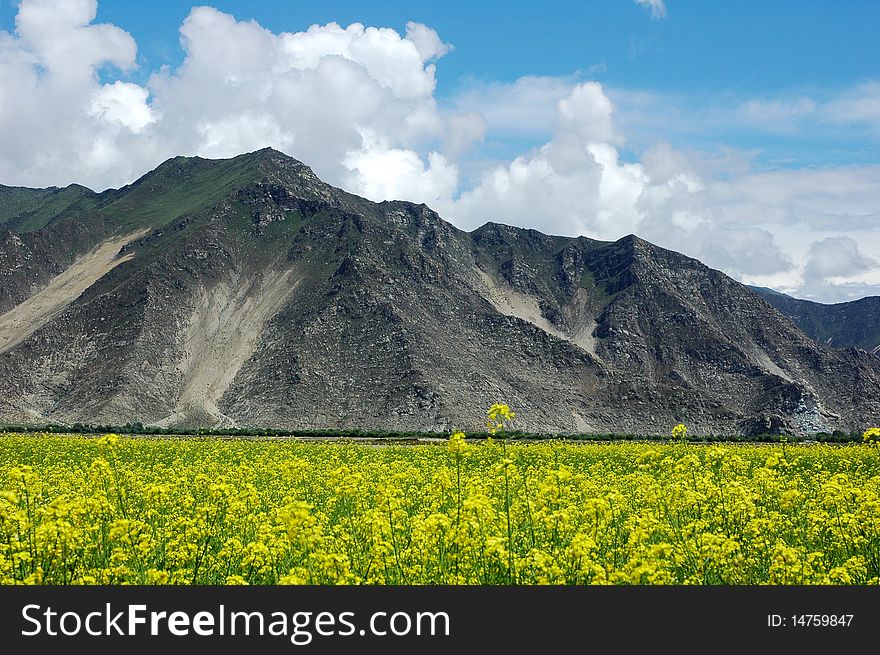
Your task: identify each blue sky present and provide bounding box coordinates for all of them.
[4,0,878,165]
[8,1,871,92]
[0,0,878,301]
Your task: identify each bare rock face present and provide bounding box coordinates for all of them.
[1,148,878,435]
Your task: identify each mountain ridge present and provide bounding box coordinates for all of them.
[749,285,880,353]
[1,148,878,435]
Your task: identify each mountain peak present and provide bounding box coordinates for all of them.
[245,148,325,188]
[136,147,317,187]
[239,146,302,168]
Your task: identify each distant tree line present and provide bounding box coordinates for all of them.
[0,421,864,443]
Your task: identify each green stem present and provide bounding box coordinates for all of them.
[502,439,514,583]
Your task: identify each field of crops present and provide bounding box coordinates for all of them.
[1,431,878,585]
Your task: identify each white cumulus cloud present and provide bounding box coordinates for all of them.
[89,81,156,132]
[445,82,645,238]
[792,236,880,302]
[343,128,458,207]
[805,236,875,280]
[404,21,452,61]
[147,7,458,189]
[0,0,155,188]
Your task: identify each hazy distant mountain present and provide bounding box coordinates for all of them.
[749,286,880,354]
[1,149,878,435]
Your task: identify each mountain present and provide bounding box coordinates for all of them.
[749,286,880,354]
[1,148,878,436]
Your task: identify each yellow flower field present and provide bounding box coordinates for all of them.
[0,432,878,585]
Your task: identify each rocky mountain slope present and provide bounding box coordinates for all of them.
[1,149,878,435]
[749,286,880,354]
